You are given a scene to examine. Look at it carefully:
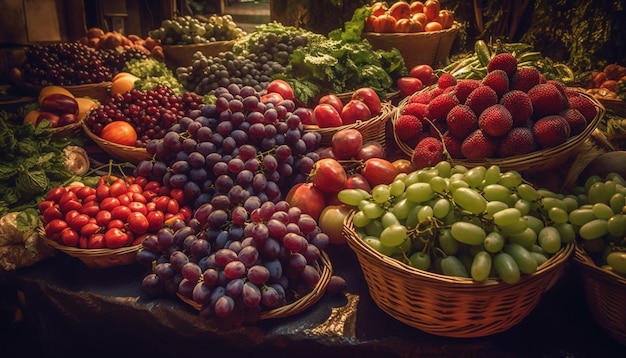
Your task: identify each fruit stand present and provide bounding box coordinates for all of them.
[2,1,626,357]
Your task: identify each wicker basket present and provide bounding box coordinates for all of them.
[343,211,574,338]
[393,88,605,173]
[51,118,85,140]
[162,40,236,67]
[177,250,332,320]
[42,237,140,269]
[362,23,460,69]
[574,246,626,346]
[304,101,394,148]
[82,122,152,164]
[9,67,111,102]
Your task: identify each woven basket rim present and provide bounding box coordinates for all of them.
[42,237,141,257]
[161,40,237,50]
[10,67,113,91]
[82,121,152,162]
[177,250,333,319]
[573,245,626,285]
[344,210,574,288]
[392,87,605,169]
[362,22,461,38]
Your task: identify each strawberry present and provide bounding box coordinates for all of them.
[402,102,429,120]
[453,79,480,103]
[438,73,458,89]
[559,108,587,136]
[478,104,513,137]
[546,79,567,96]
[532,115,571,148]
[461,129,498,161]
[510,67,541,93]
[465,85,498,117]
[481,69,510,99]
[427,92,459,122]
[446,104,478,138]
[567,94,597,122]
[527,83,568,118]
[408,89,435,104]
[497,127,536,158]
[411,136,444,169]
[487,53,518,78]
[500,90,533,127]
[395,114,424,142]
[442,131,464,159]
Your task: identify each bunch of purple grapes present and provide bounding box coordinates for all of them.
[138,199,330,323]
[20,42,147,86]
[84,85,204,147]
[133,83,321,209]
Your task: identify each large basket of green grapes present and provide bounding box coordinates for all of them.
[341,161,575,338]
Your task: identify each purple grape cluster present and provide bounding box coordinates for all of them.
[84,85,204,147]
[138,199,330,323]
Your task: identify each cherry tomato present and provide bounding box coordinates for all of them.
[88,233,106,249]
[80,222,101,237]
[104,228,128,249]
[69,213,91,232]
[64,209,80,224]
[37,200,56,214]
[144,181,161,193]
[146,210,165,231]
[127,212,149,235]
[45,186,68,202]
[110,205,132,221]
[100,197,121,211]
[79,203,101,218]
[107,219,125,230]
[117,193,132,207]
[60,199,83,214]
[60,227,80,247]
[75,186,95,200]
[127,183,143,194]
[100,121,138,146]
[266,79,295,101]
[45,219,69,237]
[96,210,112,227]
[42,205,64,223]
[109,179,129,197]
[128,201,148,216]
[169,188,185,205]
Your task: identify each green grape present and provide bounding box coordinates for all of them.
[514,198,532,216]
[364,236,396,256]
[494,252,521,284]
[584,175,602,192]
[553,222,576,243]
[404,205,422,229]
[362,202,385,219]
[381,211,401,228]
[470,251,492,281]
[529,243,547,255]
[449,179,470,192]
[338,188,370,206]
[508,227,537,248]
[353,211,370,227]
[569,208,596,226]
[484,231,505,253]
[438,228,459,255]
[389,179,406,198]
[380,224,408,247]
[607,172,626,186]
[530,252,548,266]
[492,208,522,227]
[406,182,435,203]
[417,205,434,223]
[453,187,487,214]
[434,160,452,178]
[409,251,431,270]
[357,199,370,211]
[441,255,469,278]
[504,193,520,208]
[372,184,391,204]
[538,226,562,254]
[576,193,589,206]
[391,198,415,220]
[482,184,511,202]
[516,183,540,201]
[462,166,486,188]
[579,219,609,240]
[504,243,537,274]
[592,203,614,220]
[429,176,449,194]
[609,192,625,214]
[403,171,420,186]
[548,207,569,224]
[451,164,468,175]
[607,214,626,237]
[498,217,528,236]
[606,251,626,275]
[498,171,522,189]
[485,201,509,218]
[542,197,567,212]
[394,172,408,183]
[450,221,486,245]
[365,219,384,237]
[432,198,451,218]
[537,189,559,199]
[484,165,501,185]
[418,168,439,183]
[523,215,545,234]
[588,181,615,204]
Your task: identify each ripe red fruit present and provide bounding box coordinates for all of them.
[510,67,542,93]
[454,79,481,103]
[319,94,344,113]
[395,114,424,143]
[446,104,478,138]
[427,92,459,122]
[309,158,347,193]
[352,88,382,116]
[478,104,513,137]
[361,158,400,186]
[567,94,597,122]
[559,108,588,136]
[313,103,343,128]
[409,64,436,86]
[497,127,536,158]
[461,129,498,160]
[331,128,364,160]
[532,115,571,148]
[486,53,518,78]
[465,85,498,117]
[437,73,457,89]
[500,90,533,127]
[397,77,423,97]
[411,136,444,169]
[341,99,372,125]
[481,69,510,99]
[527,83,568,118]
[266,79,295,100]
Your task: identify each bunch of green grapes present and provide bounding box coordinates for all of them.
[571,173,626,277]
[149,15,245,45]
[339,161,577,284]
